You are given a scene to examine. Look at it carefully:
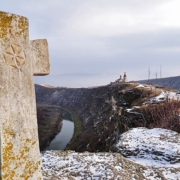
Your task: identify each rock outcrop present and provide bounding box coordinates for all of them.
[41,150,180,180]
[114,127,180,165]
[35,83,167,152]
[41,128,180,179]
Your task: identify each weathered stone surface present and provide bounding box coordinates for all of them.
[42,150,180,180]
[0,11,50,179]
[31,39,50,76]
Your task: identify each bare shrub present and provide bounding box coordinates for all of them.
[140,101,180,133]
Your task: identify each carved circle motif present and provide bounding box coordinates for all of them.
[3,36,26,69]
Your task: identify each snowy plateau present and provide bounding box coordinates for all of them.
[41,127,180,180]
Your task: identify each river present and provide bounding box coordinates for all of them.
[45,119,74,150]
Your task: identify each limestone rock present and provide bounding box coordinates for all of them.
[0,11,50,179]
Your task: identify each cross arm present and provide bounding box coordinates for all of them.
[31,39,50,76]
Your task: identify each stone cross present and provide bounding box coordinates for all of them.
[0,11,50,179]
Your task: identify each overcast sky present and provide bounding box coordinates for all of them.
[1,0,180,87]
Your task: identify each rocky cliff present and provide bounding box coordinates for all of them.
[37,104,63,150]
[35,83,160,152]
[36,83,180,179]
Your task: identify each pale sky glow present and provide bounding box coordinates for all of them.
[1,0,180,87]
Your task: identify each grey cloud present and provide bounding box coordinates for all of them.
[1,0,180,87]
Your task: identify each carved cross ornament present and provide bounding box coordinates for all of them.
[4,35,26,69]
[0,11,50,179]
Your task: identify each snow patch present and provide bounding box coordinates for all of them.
[115,127,180,167]
[111,96,117,111]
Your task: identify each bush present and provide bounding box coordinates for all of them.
[140,101,180,133]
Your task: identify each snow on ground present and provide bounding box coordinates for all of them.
[136,84,146,88]
[135,84,151,89]
[115,128,180,166]
[111,96,117,111]
[41,128,180,180]
[126,106,141,114]
[135,83,180,102]
[114,127,180,180]
[150,91,180,102]
[41,150,174,180]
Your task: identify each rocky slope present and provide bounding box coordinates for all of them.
[41,127,180,180]
[35,83,162,152]
[114,127,180,165]
[37,104,63,150]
